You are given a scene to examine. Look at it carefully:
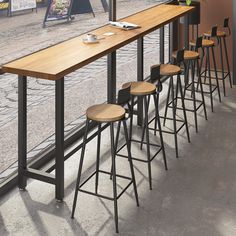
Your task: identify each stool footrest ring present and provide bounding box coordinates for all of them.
[78,170,133,201]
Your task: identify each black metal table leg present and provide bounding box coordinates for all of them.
[184,14,189,50]
[107,0,116,104]
[18,75,27,190]
[137,37,144,126]
[55,78,64,201]
[107,52,116,104]
[160,27,165,64]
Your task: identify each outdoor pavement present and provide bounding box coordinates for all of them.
[0,0,165,178]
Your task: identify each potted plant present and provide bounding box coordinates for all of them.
[179,0,201,25]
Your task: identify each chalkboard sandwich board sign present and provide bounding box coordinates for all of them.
[3,0,37,15]
[43,0,96,27]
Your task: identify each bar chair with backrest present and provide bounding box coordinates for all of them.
[172,37,208,133]
[115,78,167,191]
[190,26,222,112]
[160,49,191,158]
[71,85,139,233]
[203,18,233,96]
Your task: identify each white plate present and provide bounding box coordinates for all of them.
[82,38,100,44]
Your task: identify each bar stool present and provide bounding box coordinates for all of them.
[161,49,190,158]
[172,38,208,133]
[116,80,167,190]
[204,18,232,96]
[71,85,139,233]
[190,26,221,112]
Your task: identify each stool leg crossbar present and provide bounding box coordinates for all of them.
[198,46,221,112]
[71,119,139,233]
[161,75,190,158]
[115,94,167,190]
[169,59,207,132]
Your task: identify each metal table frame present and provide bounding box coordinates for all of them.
[15,3,191,201]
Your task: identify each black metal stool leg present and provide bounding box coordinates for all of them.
[110,123,119,233]
[170,76,179,158]
[153,93,168,170]
[140,95,150,150]
[219,37,226,96]
[163,79,171,126]
[197,48,205,92]
[191,60,198,133]
[212,46,222,103]
[204,50,208,84]
[71,119,90,219]
[154,93,159,136]
[122,120,139,207]
[197,60,208,120]
[178,75,190,143]
[110,121,121,180]
[144,95,152,190]
[184,60,190,98]
[129,96,134,141]
[207,48,214,112]
[95,124,101,194]
[223,37,233,88]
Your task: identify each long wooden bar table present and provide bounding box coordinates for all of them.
[2,3,194,200]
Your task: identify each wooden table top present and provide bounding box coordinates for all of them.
[2,4,194,80]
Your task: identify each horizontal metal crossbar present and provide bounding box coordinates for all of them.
[148,122,185,135]
[116,141,162,163]
[167,97,203,112]
[23,168,55,185]
[78,170,133,201]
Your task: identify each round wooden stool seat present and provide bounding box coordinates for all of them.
[122,81,156,96]
[172,50,199,60]
[190,39,214,48]
[86,104,125,122]
[204,30,226,38]
[160,64,181,76]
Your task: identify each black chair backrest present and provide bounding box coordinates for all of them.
[117,84,131,106]
[224,18,229,28]
[211,26,218,37]
[195,36,203,50]
[223,17,231,36]
[150,64,162,92]
[176,48,185,64]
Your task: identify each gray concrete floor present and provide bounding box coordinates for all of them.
[0,81,236,236]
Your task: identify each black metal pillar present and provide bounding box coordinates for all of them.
[233,0,236,84]
[160,27,165,64]
[169,20,179,60]
[55,78,64,201]
[184,14,189,49]
[137,37,144,126]
[107,0,117,103]
[18,76,27,190]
